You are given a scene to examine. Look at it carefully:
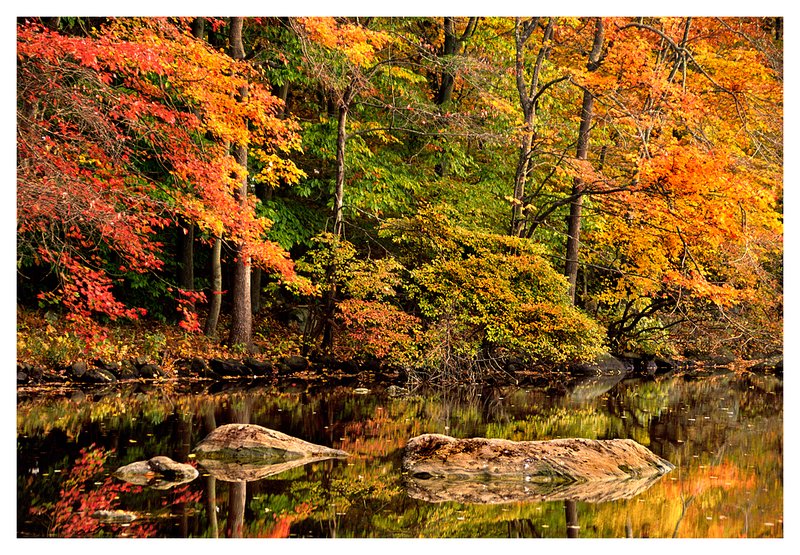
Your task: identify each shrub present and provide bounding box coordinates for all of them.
[381,208,606,379]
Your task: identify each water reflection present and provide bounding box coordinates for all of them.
[17,371,782,538]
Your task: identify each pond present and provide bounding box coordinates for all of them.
[17,370,783,538]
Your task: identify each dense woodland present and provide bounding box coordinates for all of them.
[16,16,783,381]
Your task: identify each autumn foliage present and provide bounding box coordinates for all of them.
[16,16,782,378]
[17,18,303,342]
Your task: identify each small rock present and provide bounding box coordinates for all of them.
[69,361,88,379]
[114,360,140,380]
[83,368,118,384]
[191,357,221,379]
[387,385,408,397]
[130,356,150,369]
[92,510,138,523]
[572,353,627,376]
[17,371,28,384]
[748,355,783,374]
[193,423,349,461]
[209,358,250,377]
[244,357,273,376]
[93,358,119,372]
[18,364,44,383]
[114,456,198,489]
[284,355,309,371]
[138,363,165,379]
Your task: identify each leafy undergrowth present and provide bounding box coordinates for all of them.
[16,308,305,376]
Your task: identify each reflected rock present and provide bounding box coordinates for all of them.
[403,434,674,501]
[567,374,626,404]
[114,455,199,490]
[197,455,341,483]
[570,353,628,376]
[193,423,348,477]
[92,509,138,523]
[405,471,668,504]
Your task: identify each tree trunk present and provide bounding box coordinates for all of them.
[510,18,552,237]
[250,169,273,315]
[176,218,194,297]
[565,500,579,538]
[191,17,205,40]
[434,17,478,177]
[332,94,350,238]
[511,116,535,237]
[565,18,604,304]
[204,235,223,337]
[435,17,478,105]
[227,17,253,347]
[323,96,350,351]
[226,481,246,538]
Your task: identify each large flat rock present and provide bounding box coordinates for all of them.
[403,434,674,482]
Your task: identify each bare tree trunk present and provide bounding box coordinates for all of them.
[510,18,554,237]
[227,16,253,347]
[565,18,604,303]
[332,90,351,238]
[320,83,355,352]
[204,235,223,337]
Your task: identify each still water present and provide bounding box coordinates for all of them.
[17,370,782,538]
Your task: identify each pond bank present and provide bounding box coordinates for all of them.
[16,350,783,390]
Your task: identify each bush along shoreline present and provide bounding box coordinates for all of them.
[16,337,783,388]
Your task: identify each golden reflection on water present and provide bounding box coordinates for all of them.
[17,371,782,538]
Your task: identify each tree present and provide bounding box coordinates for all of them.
[17,18,304,341]
[290,17,392,238]
[570,17,782,355]
[509,17,563,237]
[564,17,605,303]
[226,17,253,347]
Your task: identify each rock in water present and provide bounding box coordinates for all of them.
[403,434,673,481]
[114,456,199,489]
[193,423,348,462]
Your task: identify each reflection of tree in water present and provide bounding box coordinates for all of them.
[646,373,781,462]
[18,372,782,538]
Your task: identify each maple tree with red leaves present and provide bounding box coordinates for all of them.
[17,18,304,344]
